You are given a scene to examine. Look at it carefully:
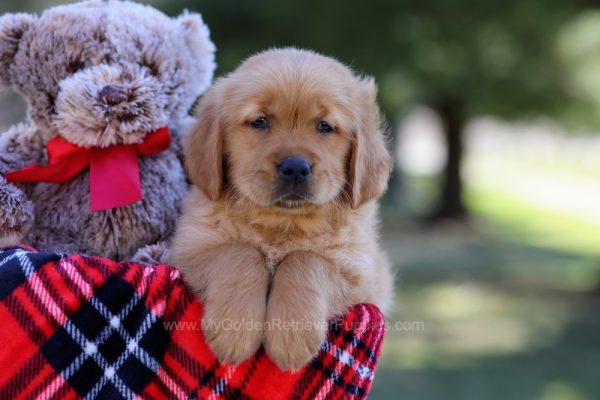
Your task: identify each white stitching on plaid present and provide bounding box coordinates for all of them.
[0,250,20,270]
[58,258,93,299]
[61,304,141,399]
[18,252,67,325]
[38,373,67,399]
[329,344,373,380]
[208,362,235,399]
[40,254,187,399]
[84,301,156,399]
[156,368,187,400]
[59,292,142,380]
[315,308,373,399]
[90,298,161,372]
[10,251,137,398]
[89,286,188,398]
[16,250,35,277]
[42,293,146,399]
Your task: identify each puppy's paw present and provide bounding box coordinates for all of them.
[0,181,33,243]
[202,295,266,365]
[178,244,270,365]
[263,250,334,371]
[264,316,327,371]
[131,242,170,265]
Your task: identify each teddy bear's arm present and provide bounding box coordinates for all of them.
[171,116,196,160]
[0,123,42,242]
[0,123,45,174]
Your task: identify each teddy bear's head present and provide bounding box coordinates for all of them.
[0,0,215,147]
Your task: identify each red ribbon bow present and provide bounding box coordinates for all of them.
[6,127,171,211]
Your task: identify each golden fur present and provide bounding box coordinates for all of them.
[171,48,393,370]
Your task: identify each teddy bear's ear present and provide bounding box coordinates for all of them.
[0,13,36,85]
[176,11,216,84]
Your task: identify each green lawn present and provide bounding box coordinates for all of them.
[371,177,600,399]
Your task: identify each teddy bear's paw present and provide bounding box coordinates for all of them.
[202,300,265,365]
[263,316,327,372]
[131,242,170,265]
[0,181,33,244]
[0,231,25,247]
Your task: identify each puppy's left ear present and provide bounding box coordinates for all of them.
[185,85,225,200]
[347,77,393,209]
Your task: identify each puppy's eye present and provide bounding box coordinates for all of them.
[316,121,334,134]
[251,117,269,129]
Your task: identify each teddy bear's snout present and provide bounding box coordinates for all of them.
[53,63,169,147]
[98,85,128,106]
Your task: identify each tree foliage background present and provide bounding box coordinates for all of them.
[2,1,600,399]
[1,0,598,220]
[156,0,594,220]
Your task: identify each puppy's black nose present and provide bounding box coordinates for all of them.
[99,85,127,105]
[277,157,312,184]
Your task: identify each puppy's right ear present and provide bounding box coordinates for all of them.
[347,77,392,208]
[0,13,35,85]
[185,86,225,200]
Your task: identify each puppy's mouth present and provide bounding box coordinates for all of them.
[274,200,306,209]
[272,193,311,209]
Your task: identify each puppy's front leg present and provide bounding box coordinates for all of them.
[178,244,270,365]
[265,251,344,371]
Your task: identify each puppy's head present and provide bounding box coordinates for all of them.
[186,48,391,212]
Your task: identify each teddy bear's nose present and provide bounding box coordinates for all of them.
[98,85,128,106]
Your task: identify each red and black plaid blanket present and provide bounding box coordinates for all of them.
[0,246,384,399]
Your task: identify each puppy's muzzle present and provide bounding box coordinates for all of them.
[275,156,312,201]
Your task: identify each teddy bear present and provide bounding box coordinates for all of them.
[0,0,215,260]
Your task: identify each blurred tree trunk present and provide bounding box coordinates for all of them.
[386,118,402,206]
[430,98,467,221]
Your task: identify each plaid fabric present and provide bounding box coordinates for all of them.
[0,246,385,399]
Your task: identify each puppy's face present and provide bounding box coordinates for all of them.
[224,66,354,208]
[187,49,391,212]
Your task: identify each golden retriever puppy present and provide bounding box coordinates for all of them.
[171,48,393,371]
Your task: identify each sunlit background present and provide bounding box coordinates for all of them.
[1,1,599,399]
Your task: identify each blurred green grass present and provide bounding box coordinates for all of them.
[372,164,600,399]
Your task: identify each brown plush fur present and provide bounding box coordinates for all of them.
[171,48,393,371]
[0,1,215,259]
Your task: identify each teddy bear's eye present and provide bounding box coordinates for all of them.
[69,61,86,73]
[140,61,160,77]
